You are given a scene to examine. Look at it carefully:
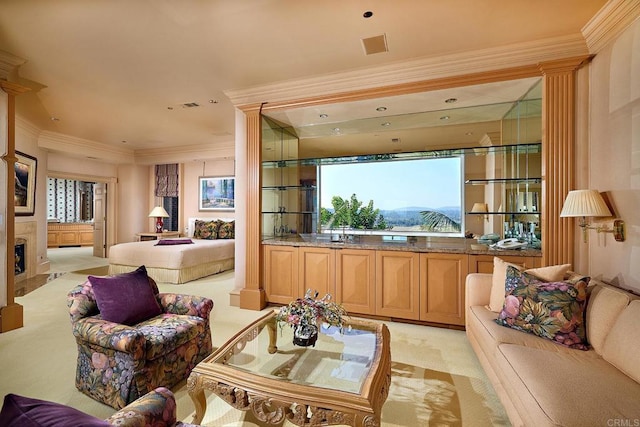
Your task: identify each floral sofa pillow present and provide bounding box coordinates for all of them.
[495,266,590,350]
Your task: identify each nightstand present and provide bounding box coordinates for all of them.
[136,231,181,242]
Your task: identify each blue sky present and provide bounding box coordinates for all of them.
[320,157,462,211]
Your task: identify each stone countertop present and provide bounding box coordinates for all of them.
[262,234,542,257]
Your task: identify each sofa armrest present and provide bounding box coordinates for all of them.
[72,317,145,355]
[105,387,177,426]
[158,294,214,319]
[466,273,493,307]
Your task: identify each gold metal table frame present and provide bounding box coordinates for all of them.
[187,310,391,427]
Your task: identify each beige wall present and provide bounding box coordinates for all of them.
[583,18,640,292]
[181,159,236,233]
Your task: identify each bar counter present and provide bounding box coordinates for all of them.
[262,234,542,258]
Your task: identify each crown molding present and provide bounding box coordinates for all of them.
[0,50,26,81]
[582,0,640,53]
[133,141,235,165]
[38,130,134,164]
[225,33,588,107]
[15,115,41,139]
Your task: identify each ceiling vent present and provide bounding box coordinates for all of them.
[361,34,388,55]
[182,102,200,108]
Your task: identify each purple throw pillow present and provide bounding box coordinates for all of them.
[155,238,193,246]
[0,393,110,426]
[89,265,162,326]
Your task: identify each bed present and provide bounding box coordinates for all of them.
[108,218,235,284]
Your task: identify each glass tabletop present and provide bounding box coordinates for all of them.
[211,312,380,395]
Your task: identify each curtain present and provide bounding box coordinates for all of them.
[155,164,179,197]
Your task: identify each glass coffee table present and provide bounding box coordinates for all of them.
[186,309,391,427]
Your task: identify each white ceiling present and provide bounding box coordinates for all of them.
[0,1,607,158]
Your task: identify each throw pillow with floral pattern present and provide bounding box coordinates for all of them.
[496,266,590,350]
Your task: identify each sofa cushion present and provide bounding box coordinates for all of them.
[495,266,590,350]
[602,300,640,383]
[89,265,163,326]
[586,282,631,354]
[496,343,640,426]
[488,257,570,312]
[0,393,109,426]
[489,257,524,312]
[138,314,208,360]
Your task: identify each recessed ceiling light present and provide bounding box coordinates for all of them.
[121,140,127,144]
[465,132,474,136]
[333,128,341,133]
[445,98,458,103]
[363,11,373,18]
[440,116,450,120]
[209,99,218,104]
[50,117,60,121]
[376,106,387,112]
[381,122,391,126]
[319,113,328,118]
[167,106,174,110]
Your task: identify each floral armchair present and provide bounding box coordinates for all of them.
[67,273,213,410]
[0,387,201,426]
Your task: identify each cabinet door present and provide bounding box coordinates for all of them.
[420,253,468,325]
[298,247,335,298]
[376,251,420,320]
[468,254,541,273]
[264,245,299,304]
[335,249,376,315]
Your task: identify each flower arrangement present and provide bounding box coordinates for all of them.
[276,289,348,334]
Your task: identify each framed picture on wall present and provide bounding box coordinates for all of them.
[14,151,37,216]
[198,176,235,211]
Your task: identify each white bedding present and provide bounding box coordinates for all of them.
[108,238,234,283]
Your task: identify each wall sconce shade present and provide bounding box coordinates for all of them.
[471,202,489,221]
[148,206,169,233]
[559,190,612,218]
[560,190,624,242]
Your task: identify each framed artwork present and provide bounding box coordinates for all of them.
[14,151,37,216]
[198,176,235,211]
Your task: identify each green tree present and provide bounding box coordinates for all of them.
[420,210,461,232]
[321,194,387,230]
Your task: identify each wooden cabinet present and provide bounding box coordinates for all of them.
[468,254,541,274]
[420,253,468,326]
[298,247,335,298]
[335,249,376,315]
[47,223,94,248]
[263,245,299,304]
[375,250,420,320]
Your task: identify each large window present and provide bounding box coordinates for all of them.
[319,154,464,236]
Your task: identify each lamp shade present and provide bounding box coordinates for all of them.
[471,202,489,213]
[148,206,169,218]
[560,190,612,218]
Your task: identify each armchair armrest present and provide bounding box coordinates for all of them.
[465,273,493,307]
[158,294,213,319]
[72,317,145,355]
[105,387,177,426]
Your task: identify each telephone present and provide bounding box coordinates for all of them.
[492,238,528,250]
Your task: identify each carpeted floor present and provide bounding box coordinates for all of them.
[0,248,510,426]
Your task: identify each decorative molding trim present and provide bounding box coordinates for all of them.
[0,50,26,81]
[225,33,588,107]
[134,141,235,165]
[15,115,41,139]
[38,130,134,164]
[582,0,640,53]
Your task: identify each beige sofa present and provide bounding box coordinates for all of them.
[466,271,640,427]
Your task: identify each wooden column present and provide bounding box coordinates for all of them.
[239,105,266,310]
[1,80,29,332]
[538,56,590,267]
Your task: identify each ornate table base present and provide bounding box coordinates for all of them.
[187,373,385,427]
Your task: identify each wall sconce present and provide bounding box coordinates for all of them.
[560,189,625,243]
[148,206,169,233]
[471,202,489,222]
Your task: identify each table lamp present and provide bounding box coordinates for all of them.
[471,202,489,221]
[148,206,169,233]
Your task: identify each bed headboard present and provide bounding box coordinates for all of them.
[186,217,235,238]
